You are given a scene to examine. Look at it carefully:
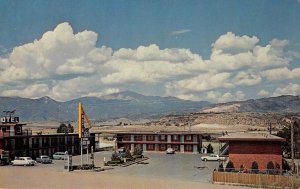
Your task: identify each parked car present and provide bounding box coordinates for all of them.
[201,154,226,161]
[52,152,67,160]
[36,155,52,164]
[11,157,36,166]
[166,148,175,154]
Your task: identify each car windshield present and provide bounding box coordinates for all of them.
[27,157,32,160]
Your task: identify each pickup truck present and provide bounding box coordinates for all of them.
[36,155,52,164]
[201,154,226,161]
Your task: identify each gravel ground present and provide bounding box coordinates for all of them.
[0,151,252,189]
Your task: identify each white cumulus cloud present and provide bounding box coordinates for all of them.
[212,32,259,53]
[273,83,300,96]
[0,23,298,102]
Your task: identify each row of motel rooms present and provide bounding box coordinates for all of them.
[116,132,203,153]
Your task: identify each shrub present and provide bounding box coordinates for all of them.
[133,146,143,156]
[218,163,224,172]
[251,161,259,174]
[226,160,235,172]
[206,143,214,153]
[124,148,132,159]
[275,162,280,175]
[111,151,121,161]
[240,164,245,172]
[282,159,290,171]
[267,161,275,174]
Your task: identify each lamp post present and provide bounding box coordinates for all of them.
[283,117,295,173]
[291,119,295,173]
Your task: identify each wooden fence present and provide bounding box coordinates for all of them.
[212,171,299,188]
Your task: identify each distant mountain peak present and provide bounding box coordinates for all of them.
[100,90,148,100]
[36,96,57,103]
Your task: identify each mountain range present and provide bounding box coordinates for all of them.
[0,91,299,121]
[0,91,209,121]
[201,95,300,113]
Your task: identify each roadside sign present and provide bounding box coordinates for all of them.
[81,140,90,145]
[83,128,90,137]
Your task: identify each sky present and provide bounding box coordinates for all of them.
[0,0,300,102]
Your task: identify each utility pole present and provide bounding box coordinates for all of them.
[283,116,295,173]
[268,122,272,135]
[291,118,295,173]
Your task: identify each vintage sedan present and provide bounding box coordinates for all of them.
[11,157,37,166]
[52,151,68,160]
[200,154,226,161]
[36,155,52,164]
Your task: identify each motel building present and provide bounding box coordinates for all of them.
[0,115,95,159]
[116,131,203,153]
[218,133,285,171]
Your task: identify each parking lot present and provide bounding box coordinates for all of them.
[0,151,250,189]
[95,152,219,182]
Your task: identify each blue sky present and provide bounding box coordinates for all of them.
[0,0,300,102]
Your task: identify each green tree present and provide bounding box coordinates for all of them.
[277,119,300,158]
[251,161,259,174]
[206,143,214,153]
[267,161,274,174]
[282,159,290,171]
[67,123,74,133]
[57,123,68,133]
[225,161,235,172]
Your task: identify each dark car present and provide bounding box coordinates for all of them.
[36,155,53,164]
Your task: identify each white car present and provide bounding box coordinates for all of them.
[201,154,226,161]
[52,152,68,160]
[11,157,36,166]
[36,155,52,164]
[166,148,175,154]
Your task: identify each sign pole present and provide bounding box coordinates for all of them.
[80,138,83,168]
[86,145,89,164]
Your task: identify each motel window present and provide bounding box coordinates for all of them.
[123,135,131,141]
[185,135,192,141]
[159,135,166,141]
[146,135,154,141]
[184,145,193,152]
[172,145,180,151]
[160,144,166,151]
[135,144,142,149]
[172,135,179,141]
[134,135,143,141]
[146,144,155,150]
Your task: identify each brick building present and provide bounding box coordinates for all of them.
[218,133,285,170]
[116,131,202,153]
[0,116,95,159]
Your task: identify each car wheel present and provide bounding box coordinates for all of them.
[204,158,207,161]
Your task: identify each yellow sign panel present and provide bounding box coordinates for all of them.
[78,102,92,138]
